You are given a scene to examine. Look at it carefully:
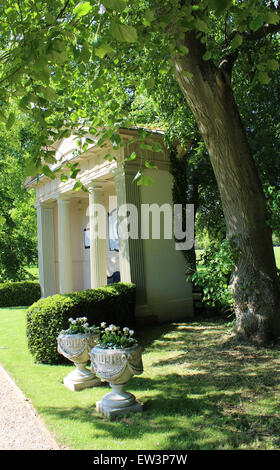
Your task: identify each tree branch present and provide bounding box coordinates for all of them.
[219,49,239,83]
[56,0,70,21]
[244,22,280,41]
[0,66,22,85]
[227,22,280,46]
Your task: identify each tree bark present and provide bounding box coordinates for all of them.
[173,32,280,343]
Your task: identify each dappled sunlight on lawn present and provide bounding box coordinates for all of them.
[1,308,280,450]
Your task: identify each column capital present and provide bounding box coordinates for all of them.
[113,163,125,179]
[87,181,104,193]
[35,200,56,210]
[113,163,141,182]
[56,195,72,205]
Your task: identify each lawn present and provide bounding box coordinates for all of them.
[1,307,280,450]
[25,264,39,280]
[274,246,280,268]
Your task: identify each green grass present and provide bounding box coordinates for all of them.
[274,246,280,268]
[1,307,280,450]
[25,264,39,280]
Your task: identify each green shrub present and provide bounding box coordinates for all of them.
[190,239,240,314]
[0,281,41,307]
[26,282,136,364]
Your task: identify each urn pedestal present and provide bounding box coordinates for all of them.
[90,345,143,418]
[57,333,101,391]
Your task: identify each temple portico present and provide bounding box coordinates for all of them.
[29,128,193,324]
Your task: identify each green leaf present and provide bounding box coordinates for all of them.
[44,153,57,164]
[145,160,157,169]
[177,44,189,56]
[33,65,51,85]
[125,151,137,161]
[102,0,127,11]
[140,142,153,151]
[249,14,265,32]
[73,2,92,18]
[194,18,208,33]
[42,165,55,179]
[73,181,83,191]
[49,49,68,64]
[6,112,15,130]
[202,50,212,61]
[60,174,68,183]
[0,215,5,229]
[265,11,280,25]
[144,77,155,89]
[79,44,91,63]
[137,175,155,186]
[159,65,169,75]
[70,167,81,179]
[230,33,243,50]
[181,70,193,78]
[62,129,71,138]
[24,160,38,177]
[95,44,115,58]
[208,0,232,15]
[152,142,162,153]
[40,86,58,101]
[143,9,155,26]
[257,71,271,85]
[266,59,279,71]
[45,13,56,24]
[110,22,138,43]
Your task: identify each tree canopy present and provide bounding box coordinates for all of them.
[1,1,279,176]
[1,0,280,342]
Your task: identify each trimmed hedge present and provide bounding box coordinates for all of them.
[26,282,136,364]
[0,281,41,307]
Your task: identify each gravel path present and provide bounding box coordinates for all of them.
[0,365,60,450]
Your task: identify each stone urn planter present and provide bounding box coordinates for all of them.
[57,317,101,391]
[89,324,143,418]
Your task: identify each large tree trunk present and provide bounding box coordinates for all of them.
[173,33,280,343]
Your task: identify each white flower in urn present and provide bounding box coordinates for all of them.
[89,322,144,418]
[60,317,100,335]
[57,316,101,391]
[97,323,138,349]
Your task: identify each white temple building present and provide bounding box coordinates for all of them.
[27,128,193,324]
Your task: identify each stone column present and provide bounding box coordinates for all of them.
[57,197,73,294]
[36,201,56,298]
[114,165,147,303]
[88,183,107,288]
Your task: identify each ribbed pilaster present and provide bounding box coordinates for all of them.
[57,197,73,294]
[88,183,107,288]
[114,166,147,303]
[36,202,56,297]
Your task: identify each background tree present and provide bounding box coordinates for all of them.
[0,117,38,281]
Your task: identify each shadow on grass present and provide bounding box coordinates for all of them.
[39,372,280,450]
[38,318,280,450]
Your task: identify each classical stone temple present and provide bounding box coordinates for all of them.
[28,128,193,324]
